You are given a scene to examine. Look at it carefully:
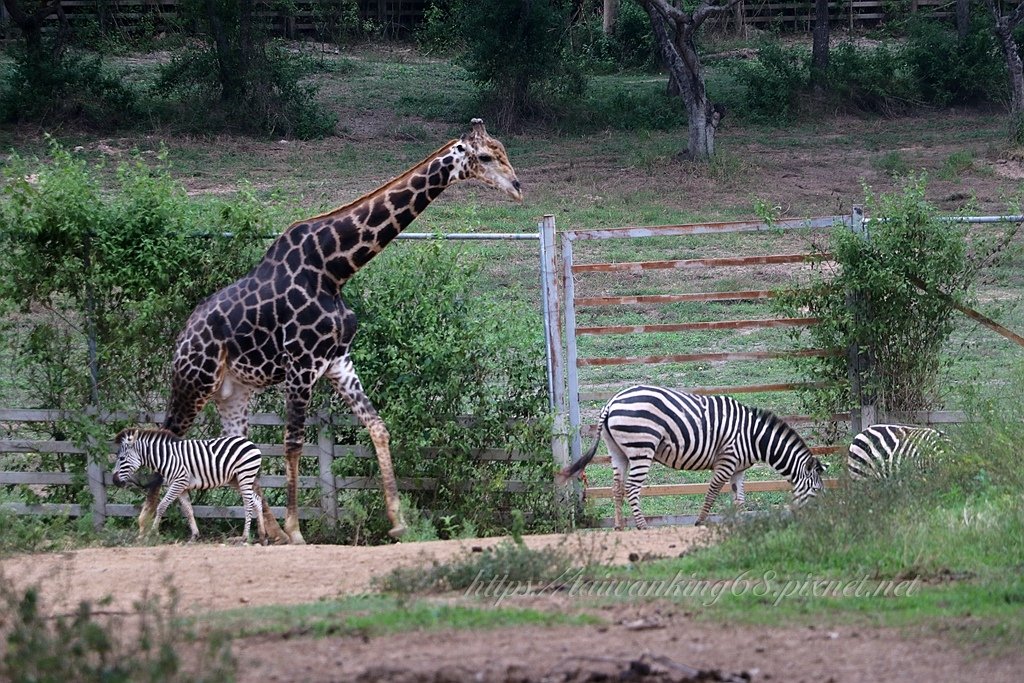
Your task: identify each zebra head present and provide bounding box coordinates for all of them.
[111,429,143,487]
[791,456,826,507]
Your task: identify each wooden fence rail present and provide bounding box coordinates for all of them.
[0,408,538,529]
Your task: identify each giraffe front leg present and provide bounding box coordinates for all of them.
[696,465,736,526]
[177,493,200,543]
[731,469,747,509]
[612,468,625,531]
[325,356,406,539]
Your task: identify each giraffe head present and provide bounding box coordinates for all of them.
[457,118,523,202]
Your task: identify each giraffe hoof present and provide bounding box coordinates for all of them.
[388,523,408,539]
[289,532,306,545]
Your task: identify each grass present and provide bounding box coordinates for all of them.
[201,593,600,639]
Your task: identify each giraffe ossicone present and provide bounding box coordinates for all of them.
[152,119,522,545]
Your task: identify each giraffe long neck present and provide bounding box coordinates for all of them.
[285,141,464,288]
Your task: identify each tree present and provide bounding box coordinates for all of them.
[811,0,830,92]
[636,0,739,160]
[0,0,64,55]
[984,0,1024,136]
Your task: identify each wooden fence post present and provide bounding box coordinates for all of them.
[317,412,338,528]
[86,434,107,531]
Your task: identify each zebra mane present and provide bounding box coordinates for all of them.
[116,427,182,444]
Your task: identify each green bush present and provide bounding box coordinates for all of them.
[904,18,1005,107]
[0,582,234,683]
[0,44,138,127]
[155,42,336,139]
[776,177,971,417]
[826,41,918,115]
[455,0,584,129]
[726,39,809,124]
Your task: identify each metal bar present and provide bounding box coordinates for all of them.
[572,252,828,274]
[562,235,584,473]
[578,382,829,402]
[586,478,842,498]
[575,290,780,307]
[908,274,1024,348]
[539,216,569,473]
[577,348,840,367]
[576,317,819,335]
[565,216,848,241]
[397,232,541,240]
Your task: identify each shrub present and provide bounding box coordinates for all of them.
[0,581,234,683]
[454,0,584,130]
[776,177,971,417]
[0,43,138,127]
[904,17,1005,107]
[726,39,809,124]
[826,41,918,116]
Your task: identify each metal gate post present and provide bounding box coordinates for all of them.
[539,216,569,473]
[561,232,583,474]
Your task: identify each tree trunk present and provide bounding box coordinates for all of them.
[987,2,1024,118]
[640,0,734,160]
[956,0,970,43]
[2,0,61,54]
[603,0,619,34]
[811,0,830,92]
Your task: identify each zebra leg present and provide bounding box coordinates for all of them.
[214,377,289,545]
[177,493,200,543]
[623,457,653,530]
[152,480,188,539]
[325,355,407,539]
[696,466,736,526]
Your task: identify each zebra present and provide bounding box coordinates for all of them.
[557,385,826,528]
[847,424,945,480]
[111,428,267,544]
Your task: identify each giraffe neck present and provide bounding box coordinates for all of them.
[283,140,467,288]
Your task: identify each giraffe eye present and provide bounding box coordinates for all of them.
[478,154,493,163]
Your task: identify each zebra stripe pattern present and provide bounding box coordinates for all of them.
[558,385,826,528]
[112,428,267,544]
[847,424,944,480]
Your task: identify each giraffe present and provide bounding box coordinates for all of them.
[152,119,522,545]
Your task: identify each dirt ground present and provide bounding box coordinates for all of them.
[3,527,1021,683]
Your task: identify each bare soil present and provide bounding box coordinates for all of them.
[3,527,1020,683]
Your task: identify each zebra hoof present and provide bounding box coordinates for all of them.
[694,519,706,527]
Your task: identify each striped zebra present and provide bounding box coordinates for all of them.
[558,385,826,528]
[112,428,267,544]
[847,424,945,480]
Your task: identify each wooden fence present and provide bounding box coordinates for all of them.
[0,407,543,530]
[0,0,991,39]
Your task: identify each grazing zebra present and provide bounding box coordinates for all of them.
[558,385,826,528]
[847,424,945,480]
[112,428,267,544]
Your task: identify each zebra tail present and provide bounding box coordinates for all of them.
[556,435,601,484]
